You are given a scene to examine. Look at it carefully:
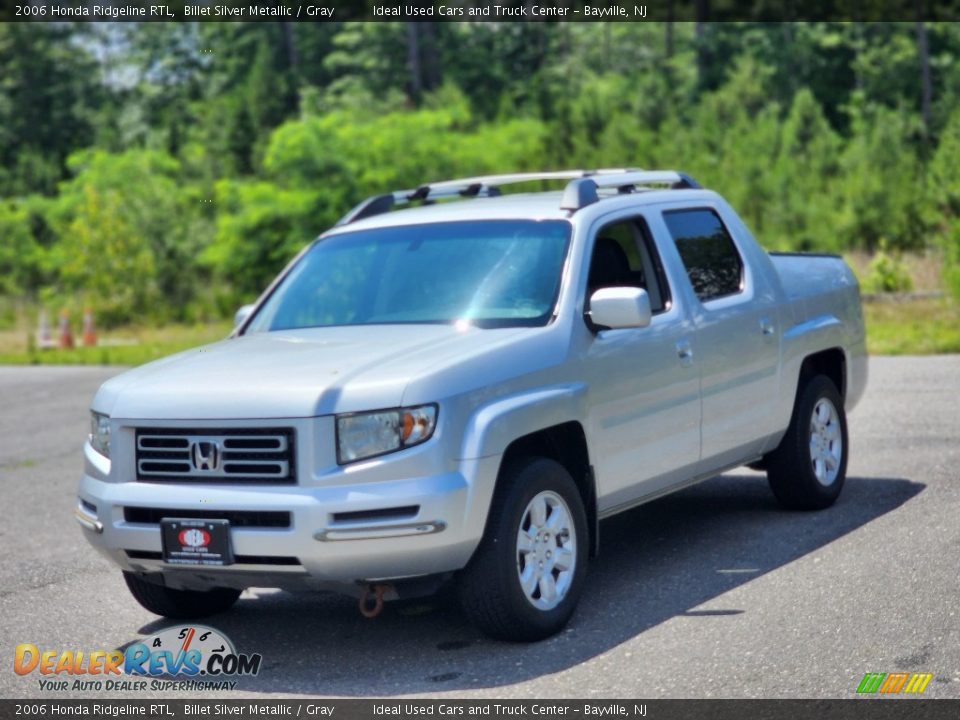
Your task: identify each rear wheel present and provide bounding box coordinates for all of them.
[123,572,241,619]
[767,375,848,510]
[458,457,588,641]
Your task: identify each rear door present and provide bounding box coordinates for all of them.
[660,205,781,472]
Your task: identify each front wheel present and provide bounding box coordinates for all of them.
[123,572,241,619]
[766,375,849,510]
[458,457,588,641]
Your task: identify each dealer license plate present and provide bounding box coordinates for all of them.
[160,518,234,566]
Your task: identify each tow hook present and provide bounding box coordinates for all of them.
[359,583,392,619]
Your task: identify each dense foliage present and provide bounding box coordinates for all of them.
[1,21,958,326]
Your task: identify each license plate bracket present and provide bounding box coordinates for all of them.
[160,518,234,566]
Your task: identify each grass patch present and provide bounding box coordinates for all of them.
[864,298,960,355]
[1,458,37,470]
[0,322,233,366]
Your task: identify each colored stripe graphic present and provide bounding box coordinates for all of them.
[857,673,886,694]
[903,673,933,694]
[879,672,910,693]
[857,672,932,695]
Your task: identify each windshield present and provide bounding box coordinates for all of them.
[246,220,572,332]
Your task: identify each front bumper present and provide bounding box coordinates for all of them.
[77,454,499,593]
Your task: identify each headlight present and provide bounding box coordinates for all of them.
[336,405,437,464]
[89,411,111,458]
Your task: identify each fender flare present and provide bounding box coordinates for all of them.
[455,383,591,547]
[458,383,589,461]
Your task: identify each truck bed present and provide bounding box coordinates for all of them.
[769,251,868,410]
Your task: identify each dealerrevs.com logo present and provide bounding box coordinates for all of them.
[15,625,262,692]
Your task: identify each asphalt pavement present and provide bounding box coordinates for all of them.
[0,357,958,699]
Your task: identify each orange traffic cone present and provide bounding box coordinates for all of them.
[58,309,74,349]
[36,310,56,350]
[82,308,97,347]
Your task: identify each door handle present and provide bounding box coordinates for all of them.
[676,340,694,366]
[760,317,775,336]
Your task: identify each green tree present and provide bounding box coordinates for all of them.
[0,24,104,195]
[838,100,928,252]
[767,89,843,251]
[928,109,960,298]
[0,199,40,296]
[47,149,210,324]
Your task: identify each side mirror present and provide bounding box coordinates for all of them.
[234,304,255,328]
[588,287,652,330]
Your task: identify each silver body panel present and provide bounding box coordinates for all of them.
[78,185,867,593]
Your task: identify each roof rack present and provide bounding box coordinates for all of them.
[336,168,702,226]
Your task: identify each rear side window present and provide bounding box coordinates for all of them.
[663,209,743,302]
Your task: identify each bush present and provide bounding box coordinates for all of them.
[863,246,914,294]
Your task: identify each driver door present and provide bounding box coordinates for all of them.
[581,215,702,513]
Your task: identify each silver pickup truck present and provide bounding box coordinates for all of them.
[77,169,867,641]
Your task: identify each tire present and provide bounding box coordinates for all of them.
[123,572,241,619]
[766,374,848,510]
[458,457,589,642]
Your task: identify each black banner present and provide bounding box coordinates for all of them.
[2,700,960,720]
[1,0,958,23]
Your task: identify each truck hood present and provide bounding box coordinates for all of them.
[95,324,528,420]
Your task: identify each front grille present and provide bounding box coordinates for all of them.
[135,428,295,484]
[123,507,291,528]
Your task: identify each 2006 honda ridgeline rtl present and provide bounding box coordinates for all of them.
[77,169,866,640]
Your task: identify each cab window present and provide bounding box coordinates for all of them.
[587,217,670,314]
[663,209,744,302]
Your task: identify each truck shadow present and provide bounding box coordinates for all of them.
[134,473,921,696]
